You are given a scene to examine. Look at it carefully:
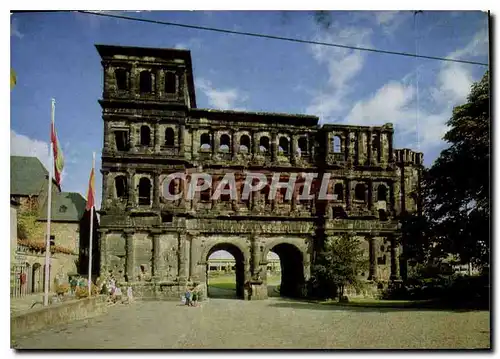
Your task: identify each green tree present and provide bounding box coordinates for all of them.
[423,71,490,269]
[311,234,369,301]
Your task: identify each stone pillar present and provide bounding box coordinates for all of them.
[358,132,365,165]
[127,170,136,207]
[271,132,277,162]
[232,131,238,160]
[154,123,161,152]
[153,170,160,208]
[252,132,259,155]
[124,230,135,282]
[367,130,373,165]
[345,179,352,211]
[178,233,187,281]
[188,233,197,281]
[390,234,400,280]
[99,229,108,276]
[388,132,394,162]
[291,134,297,164]
[179,124,185,156]
[251,235,260,277]
[213,131,220,155]
[152,231,161,278]
[389,181,396,215]
[192,128,198,160]
[367,235,377,280]
[103,121,111,152]
[128,126,136,152]
[345,132,351,163]
[380,132,386,164]
[101,170,110,209]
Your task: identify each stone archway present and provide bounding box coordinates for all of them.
[267,243,306,298]
[205,243,246,299]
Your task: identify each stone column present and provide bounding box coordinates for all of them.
[153,170,160,208]
[367,130,373,165]
[129,126,136,152]
[358,132,365,165]
[124,230,135,282]
[103,121,111,152]
[178,233,187,281]
[250,235,260,277]
[271,132,277,162]
[213,131,220,155]
[380,132,386,164]
[368,179,374,211]
[127,170,136,207]
[345,132,351,163]
[99,229,108,276]
[188,233,197,281]
[252,132,259,155]
[387,132,394,162]
[346,179,352,211]
[291,134,297,164]
[179,123,185,156]
[154,123,161,152]
[232,130,238,160]
[152,231,161,278]
[192,128,198,160]
[367,235,377,280]
[390,234,400,280]
[101,170,110,209]
[389,181,396,215]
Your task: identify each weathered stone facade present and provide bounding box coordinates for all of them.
[96,44,423,300]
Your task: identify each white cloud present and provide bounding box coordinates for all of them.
[10,130,68,184]
[174,38,202,51]
[196,78,247,111]
[447,26,489,61]
[306,26,372,122]
[10,19,23,39]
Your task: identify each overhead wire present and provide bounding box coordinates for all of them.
[76,10,488,67]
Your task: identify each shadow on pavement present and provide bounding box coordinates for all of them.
[267,299,489,313]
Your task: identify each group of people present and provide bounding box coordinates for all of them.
[99,275,133,304]
[183,287,201,307]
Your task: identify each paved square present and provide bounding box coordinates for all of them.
[11,298,490,349]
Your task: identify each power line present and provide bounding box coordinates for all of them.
[77,10,488,67]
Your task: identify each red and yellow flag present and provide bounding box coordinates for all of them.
[86,166,95,211]
[50,118,64,186]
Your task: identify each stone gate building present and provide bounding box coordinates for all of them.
[96,44,423,300]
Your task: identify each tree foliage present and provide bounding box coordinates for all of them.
[406,71,490,269]
[311,234,369,300]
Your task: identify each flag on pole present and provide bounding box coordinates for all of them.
[50,116,64,186]
[86,165,95,211]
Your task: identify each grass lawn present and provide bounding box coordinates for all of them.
[208,274,281,290]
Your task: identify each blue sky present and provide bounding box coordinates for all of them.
[11,11,488,234]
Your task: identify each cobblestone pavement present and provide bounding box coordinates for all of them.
[11,298,490,349]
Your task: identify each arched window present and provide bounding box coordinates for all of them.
[377,184,387,202]
[219,134,230,152]
[115,69,128,90]
[239,135,250,153]
[355,183,366,201]
[333,136,342,153]
[298,137,308,154]
[139,71,153,93]
[140,126,151,146]
[334,183,343,201]
[165,72,176,94]
[165,128,175,147]
[200,133,211,151]
[259,136,270,153]
[278,137,289,155]
[115,176,128,199]
[138,178,151,205]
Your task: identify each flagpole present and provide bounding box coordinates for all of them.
[43,99,56,307]
[88,152,95,297]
